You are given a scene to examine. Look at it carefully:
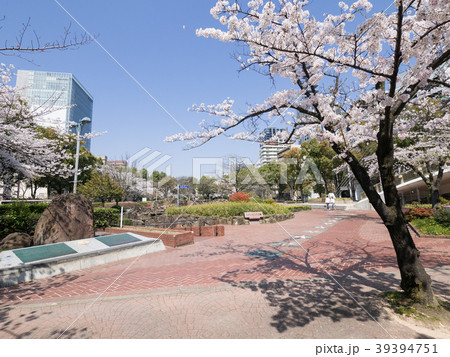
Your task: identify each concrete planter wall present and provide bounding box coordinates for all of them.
[125,212,294,228]
[105,227,194,248]
[173,225,225,237]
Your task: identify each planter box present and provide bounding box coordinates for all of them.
[105,227,194,248]
[173,225,225,237]
[200,226,215,236]
[216,225,225,236]
[192,226,201,236]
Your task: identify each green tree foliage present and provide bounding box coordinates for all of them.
[281,147,311,199]
[32,127,101,196]
[140,168,148,180]
[159,176,177,198]
[258,162,283,198]
[151,170,167,183]
[78,173,125,206]
[197,176,217,199]
[300,139,344,195]
[177,176,196,198]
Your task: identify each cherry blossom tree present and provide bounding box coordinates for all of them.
[99,165,147,201]
[395,97,449,207]
[167,0,450,305]
[0,18,90,60]
[0,65,72,199]
[29,127,103,197]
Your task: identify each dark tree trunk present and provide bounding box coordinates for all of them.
[430,187,440,208]
[30,181,37,199]
[2,185,12,200]
[332,145,438,306]
[429,162,444,209]
[386,209,436,304]
[409,161,445,209]
[2,172,13,200]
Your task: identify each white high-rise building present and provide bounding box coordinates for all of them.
[259,143,291,166]
[258,127,291,166]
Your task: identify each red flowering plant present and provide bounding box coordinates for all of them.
[229,191,250,202]
[404,207,434,221]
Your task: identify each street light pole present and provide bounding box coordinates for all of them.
[70,117,91,194]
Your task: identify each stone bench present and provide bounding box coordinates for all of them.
[244,212,264,221]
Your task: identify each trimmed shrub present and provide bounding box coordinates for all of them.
[229,191,250,202]
[404,207,434,221]
[433,209,450,227]
[0,202,49,240]
[404,203,433,209]
[93,208,120,229]
[253,198,275,204]
[166,202,290,217]
[286,205,312,212]
[122,218,133,226]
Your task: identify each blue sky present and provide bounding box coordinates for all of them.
[1,0,393,178]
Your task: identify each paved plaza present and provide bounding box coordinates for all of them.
[0,210,449,339]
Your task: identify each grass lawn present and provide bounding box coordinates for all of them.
[411,218,450,236]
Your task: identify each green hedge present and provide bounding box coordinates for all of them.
[253,198,275,204]
[285,205,312,212]
[404,203,433,209]
[0,203,122,239]
[122,218,133,226]
[166,202,290,217]
[433,209,450,227]
[93,208,120,229]
[0,202,49,240]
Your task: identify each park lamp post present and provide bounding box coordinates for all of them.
[70,117,91,194]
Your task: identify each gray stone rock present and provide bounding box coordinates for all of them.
[0,232,33,250]
[33,194,94,246]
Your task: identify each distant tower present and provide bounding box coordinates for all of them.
[258,127,290,166]
[261,127,285,142]
[16,70,94,149]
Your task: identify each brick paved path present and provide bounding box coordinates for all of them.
[1,210,449,338]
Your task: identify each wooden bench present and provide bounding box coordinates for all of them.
[244,212,264,221]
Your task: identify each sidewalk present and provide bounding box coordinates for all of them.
[0,210,449,338]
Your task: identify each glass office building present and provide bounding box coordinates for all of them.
[261,127,286,142]
[16,70,94,150]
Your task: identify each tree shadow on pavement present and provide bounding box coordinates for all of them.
[0,272,90,339]
[212,240,449,336]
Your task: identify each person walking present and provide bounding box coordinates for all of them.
[325,195,330,210]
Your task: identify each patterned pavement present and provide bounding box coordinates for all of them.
[0,210,449,338]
